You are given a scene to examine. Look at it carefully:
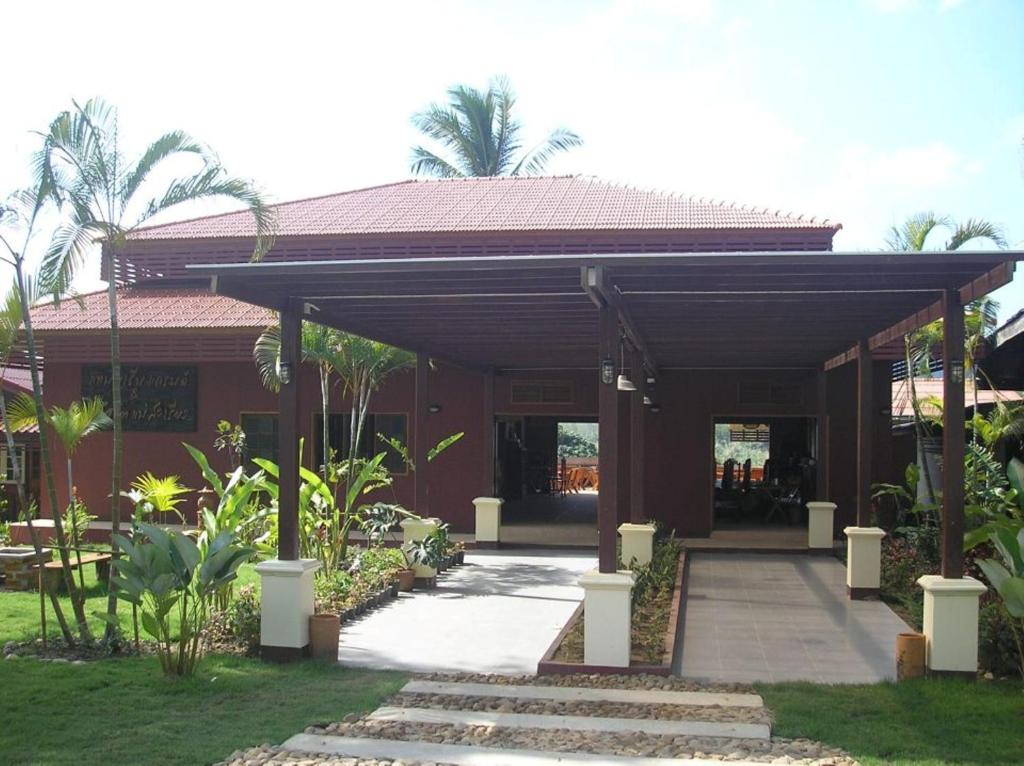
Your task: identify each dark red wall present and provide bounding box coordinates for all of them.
[42,349,892,538]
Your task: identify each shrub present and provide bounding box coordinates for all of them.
[205,584,261,656]
[979,600,1023,678]
[0,519,11,546]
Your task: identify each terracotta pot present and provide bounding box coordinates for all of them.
[308,614,340,661]
[397,568,415,592]
[896,632,926,681]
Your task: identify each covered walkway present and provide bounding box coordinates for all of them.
[338,550,595,674]
[676,553,911,684]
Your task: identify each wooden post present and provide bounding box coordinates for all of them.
[482,368,495,497]
[816,369,830,500]
[598,304,620,573]
[277,299,302,561]
[629,348,645,522]
[414,352,429,516]
[942,288,966,579]
[856,339,872,527]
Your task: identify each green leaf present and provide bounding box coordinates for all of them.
[998,577,1024,618]
[140,610,162,640]
[977,558,1011,593]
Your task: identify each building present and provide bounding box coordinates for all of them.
[28,175,854,540]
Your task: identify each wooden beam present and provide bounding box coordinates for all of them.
[414,353,429,516]
[598,303,620,573]
[583,266,657,374]
[816,369,830,500]
[482,368,495,497]
[629,348,646,522]
[856,339,873,526]
[277,298,302,561]
[942,288,966,579]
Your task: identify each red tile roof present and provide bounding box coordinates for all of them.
[29,288,275,332]
[130,176,840,241]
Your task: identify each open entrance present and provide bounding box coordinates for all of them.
[495,416,598,547]
[712,417,818,532]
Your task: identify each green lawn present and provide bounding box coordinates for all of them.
[759,678,1024,766]
[0,655,404,766]
[0,562,259,644]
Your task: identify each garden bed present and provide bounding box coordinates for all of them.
[537,546,686,676]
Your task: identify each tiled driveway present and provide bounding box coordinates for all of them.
[675,553,912,684]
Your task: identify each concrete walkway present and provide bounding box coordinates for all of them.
[338,550,595,674]
[676,552,912,684]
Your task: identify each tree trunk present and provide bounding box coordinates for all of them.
[103,246,123,642]
[906,336,937,507]
[67,457,85,595]
[320,363,330,481]
[14,263,87,642]
[0,390,74,642]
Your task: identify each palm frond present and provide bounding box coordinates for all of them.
[409,146,465,178]
[512,127,584,176]
[254,324,282,392]
[39,214,104,301]
[134,168,275,261]
[0,283,24,363]
[885,212,950,252]
[946,218,1007,251]
[6,392,40,433]
[47,396,113,454]
[121,130,208,203]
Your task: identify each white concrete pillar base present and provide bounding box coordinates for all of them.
[806,502,837,550]
[400,518,439,578]
[579,569,635,668]
[618,522,656,566]
[844,526,885,599]
[255,558,320,661]
[473,497,503,548]
[917,575,987,675]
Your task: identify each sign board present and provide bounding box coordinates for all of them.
[82,365,198,432]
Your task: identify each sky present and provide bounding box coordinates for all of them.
[2,0,1022,318]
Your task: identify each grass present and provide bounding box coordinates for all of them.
[0,562,259,644]
[0,654,405,765]
[759,677,1024,766]
[1,563,404,765]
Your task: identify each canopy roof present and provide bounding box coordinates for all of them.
[189,250,1021,372]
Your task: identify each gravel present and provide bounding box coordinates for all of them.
[215,745,455,766]
[418,672,755,695]
[308,720,856,764]
[387,692,771,724]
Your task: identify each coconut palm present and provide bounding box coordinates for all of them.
[36,98,275,637]
[0,190,80,643]
[889,212,1007,504]
[411,77,582,177]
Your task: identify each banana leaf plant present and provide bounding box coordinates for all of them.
[109,522,254,677]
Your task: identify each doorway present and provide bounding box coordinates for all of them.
[712,417,817,530]
[495,416,598,546]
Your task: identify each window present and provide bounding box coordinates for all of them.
[240,414,278,467]
[0,446,25,484]
[313,413,408,474]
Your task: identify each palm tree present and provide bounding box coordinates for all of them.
[0,190,80,643]
[889,212,1007,504]
[8,395,112,593]
[254,324,413,556]
[255,321,346,480]
[411,77,582,177]
[37,98,275,638]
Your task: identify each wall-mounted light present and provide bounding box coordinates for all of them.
[616,337,636,391]
[646,376,656,385]
[279,361,293,386]
[949,360,965,385]
[649,403,661,413]
[643,395,652,406]
[601,357,616,386]
[428,404,442,414]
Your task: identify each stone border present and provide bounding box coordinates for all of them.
[537,551,686,676]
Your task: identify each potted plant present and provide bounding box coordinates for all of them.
[454,540,466,566]
[405,534,443,588]
[360,502,418,591]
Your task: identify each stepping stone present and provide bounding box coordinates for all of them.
[283,733,772,765]
[402,680,764,708]
[367,705,771,740]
